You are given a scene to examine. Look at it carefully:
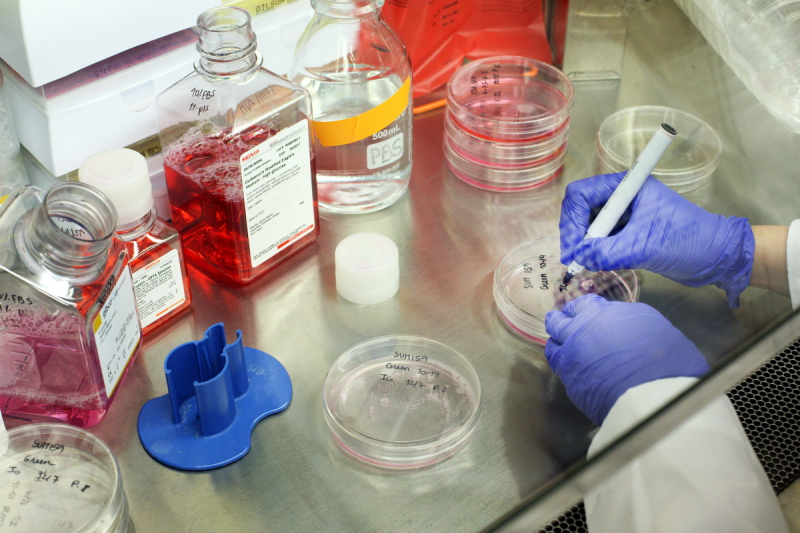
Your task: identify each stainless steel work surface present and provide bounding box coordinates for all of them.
[84,1,800,531]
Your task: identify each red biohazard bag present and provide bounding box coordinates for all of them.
[382,0,552,98]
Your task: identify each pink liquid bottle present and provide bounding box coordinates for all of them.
[0,183,142,427]
[78,148,192,335]
[156,7,319,286]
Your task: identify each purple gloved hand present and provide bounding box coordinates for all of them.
[545,294,710,426]
[560,173,755,307]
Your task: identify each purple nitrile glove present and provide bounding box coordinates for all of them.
[545,294,710,426]
[560,173,755,308]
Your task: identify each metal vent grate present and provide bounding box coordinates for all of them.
[535,339,800,533]
[728,340,800,493]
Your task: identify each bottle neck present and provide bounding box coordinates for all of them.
[195,7,262,79]
[115,206,157,242]
[16,183,118,283]
[311,0,380,18]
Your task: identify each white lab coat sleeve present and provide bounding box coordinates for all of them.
[584,377,789,533]
[786,219,800,309]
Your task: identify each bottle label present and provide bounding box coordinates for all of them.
[93,267,141,396]
[240,119,316,268]
[312,76,411,147]
[367,130,404,170]
[131,248,186,329]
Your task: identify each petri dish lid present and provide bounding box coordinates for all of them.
[0,423,130,533]
[323,335,482,469]
[446,56,574,142]
[596,106,721,191]
[493,237,639,344]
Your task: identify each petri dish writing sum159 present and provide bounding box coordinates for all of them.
[0,424,132,533]
[323,335,482,469]
[494,237,639,344]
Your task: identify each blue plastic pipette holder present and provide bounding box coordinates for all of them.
[137,323,292,471]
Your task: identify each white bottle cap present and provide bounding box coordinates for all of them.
[335,233,399,305]
[78,148,154,226]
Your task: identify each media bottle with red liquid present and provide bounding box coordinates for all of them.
[0,183,142,427]
[156,7,319,285]
[78,148,192,335]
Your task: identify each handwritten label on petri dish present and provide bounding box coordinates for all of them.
[376,352,449,394]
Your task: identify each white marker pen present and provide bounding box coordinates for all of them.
[562,123,677,285]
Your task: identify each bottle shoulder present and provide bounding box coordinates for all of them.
[293,16,409,80]
[156,68,312,131]
[0,240,129,316]
[123,218,181,262]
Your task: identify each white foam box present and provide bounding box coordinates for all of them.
[0,0,226,88]
[0,0,314,177]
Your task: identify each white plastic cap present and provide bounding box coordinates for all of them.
[335,233,399,305]
[78,148,154,226]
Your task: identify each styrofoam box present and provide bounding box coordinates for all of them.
[0,0,226,88]
[0,1,314,177]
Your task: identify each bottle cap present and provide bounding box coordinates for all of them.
[335,233,399,304]
[78,148,154,226]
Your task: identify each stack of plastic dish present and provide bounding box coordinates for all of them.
[596,106,721,194]
[493,237,639,344]
[444,56,574,192]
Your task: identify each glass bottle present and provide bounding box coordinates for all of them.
[0,183,142,427]
[79,148,192,335]
[156,7,319,286]
[290,0,413,214]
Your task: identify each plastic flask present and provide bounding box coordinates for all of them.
[0,71,29,195]
[674,0,800,133]
[290,0,413,214]
[0,183,142,427]
[79,148,192,335]
[156,7,319,286]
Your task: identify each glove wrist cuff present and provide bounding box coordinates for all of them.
[716,217,755,308]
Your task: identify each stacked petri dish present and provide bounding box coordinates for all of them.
[444,56,574,192]
[493,237,639,344]
[0,423,133,533]
[323,335,482,469]
[596,106,721,194]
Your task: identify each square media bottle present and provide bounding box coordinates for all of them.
[79,148,192,335]
[156,7,319,285]
[0,183,142,427]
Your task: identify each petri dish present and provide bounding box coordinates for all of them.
[0,423,132,533]
[596,106,721,193]
[444,135,567,192]
[323,335,482,469]
[446,56,574,142]
[494,237,639,344]
[444,110,570,168]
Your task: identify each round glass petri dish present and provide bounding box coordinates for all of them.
[494,237,639,344]
[0,423,132,533]
[446,56,574,143]
[596,106,721,193]
[323,335,482,469]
